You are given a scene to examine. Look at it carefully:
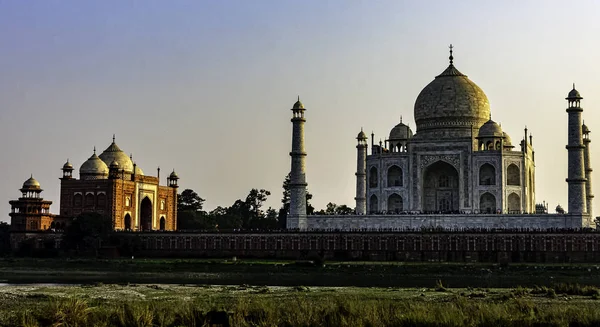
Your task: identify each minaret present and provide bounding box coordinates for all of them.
[583,122,594,219]
[287,97,308,229]
[355,128,368,215]
[565,85,587,215]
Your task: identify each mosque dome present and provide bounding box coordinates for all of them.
[414,50,490,137]
[62,160,73,170]
[134,164,144,176]
[582,123,590,134]
[80,151,109,179]
[22,176,41,190]
[293,97,304,110]
[357,129,367,140]
[478,119,503,138]
[503,132,513,146]
[389,121,413,140]
[567,87,582,100]
[109,159,119,169]
[169,170,179,179]
[98,138,134,174]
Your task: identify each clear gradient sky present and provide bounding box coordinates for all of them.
[1,1,600,222]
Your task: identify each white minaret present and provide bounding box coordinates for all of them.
[355,129,368,214]
[583,122,594,219]
[287,97,308,229]
[565,85,587,216]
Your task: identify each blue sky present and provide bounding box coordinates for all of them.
[1,0,600,220]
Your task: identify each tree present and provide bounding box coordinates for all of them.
[177,189,208,230]
[63,212,113,255]
[325,202,338,215]
[0,222,10,255]
[335,204,354,215]
[177,189,205,213]
[278,173,314,228]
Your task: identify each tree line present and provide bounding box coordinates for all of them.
[177,174,354,230]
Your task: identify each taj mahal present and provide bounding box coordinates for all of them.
[287,46,595,230]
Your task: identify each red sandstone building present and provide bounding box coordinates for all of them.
[9,137,179,231]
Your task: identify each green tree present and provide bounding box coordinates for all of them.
[335,204,354,215]
[0,222,10,255]
[177,189,205,212]
[278,173,314,228]
[63,212,113,255]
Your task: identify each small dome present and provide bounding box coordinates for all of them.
[134,164,144,176]
[293,97,304,109]
[357,129,367,140]
[22,176,41,190]
[169,170,179,179]
[582,123,590,134]
[478,119,503,138]
[110,160,119,168]
[62,160,73,170]
[98,138,134,174]
[567,86,582,100]
[503,132,513,146]
[80,152,109,179]
[389,122,413,141]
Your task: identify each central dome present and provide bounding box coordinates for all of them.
[99,139,134,174]
[414,61,490,138]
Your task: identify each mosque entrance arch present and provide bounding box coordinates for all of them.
[124,213,131,231]
[422,161,459,213]
[479,192,496,214]
[140,197,153,231]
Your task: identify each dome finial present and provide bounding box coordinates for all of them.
[93,146,96,155]
[112,134,115,143]
[449,44,454,65]
[400,115,403,123]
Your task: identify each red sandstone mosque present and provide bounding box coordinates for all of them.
[9,136,179,232]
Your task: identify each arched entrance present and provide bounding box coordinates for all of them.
[508,193,521,214]
[479,192,496,214]
[387,193,403,213]
[140,197,153,231]
[369,194,378,214]
[159,217,166,231]
[423,161,459,213]
[124,213,131,231]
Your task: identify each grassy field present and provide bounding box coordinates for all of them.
[2,283,600,326]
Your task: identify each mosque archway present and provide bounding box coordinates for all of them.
[387,193,403,213]
[507,164,520,186]
[159,217,166,231]
[140,197,153,231]
[387,165,403,187]
[369,167,378,188]
[479,192,496,214]
[369,194,378,214]
[479,164,496,185]
[124,214,131,231]
[508,193,521,213]
[422,161,459,213]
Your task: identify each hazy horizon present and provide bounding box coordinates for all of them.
[2,1,600,221]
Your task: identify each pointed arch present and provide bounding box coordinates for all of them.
[97,193,107,207]
[369,167,378,188]
[369,194,378,214]
[479,163,496,185]
[423,161,459,212]
[159,217,166,231]
[387,193,403,213]
[84,193,95,207]
[479,192,496,214]
[387,165,403,187]
[508,193,521,213]
[140,197,153,231]
[124,213,132,231]
[507,164,520,186]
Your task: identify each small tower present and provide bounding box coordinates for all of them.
[583,122,594,219]
[167,170,179,188]
[287,97,308,229]
[355,129,368,215]
[9,176,54,231]
[565,85,587,216]
[61,160,73,180]
[108,160,121,180]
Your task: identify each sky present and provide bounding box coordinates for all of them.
[1,0,600,222]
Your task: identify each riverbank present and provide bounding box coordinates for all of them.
[1,258,600,287]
